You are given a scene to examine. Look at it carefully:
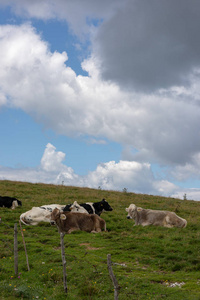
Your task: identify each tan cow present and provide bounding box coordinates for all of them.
[126,204,187,228]
[50,208,106,234]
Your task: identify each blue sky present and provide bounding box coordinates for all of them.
[1,0,200,200]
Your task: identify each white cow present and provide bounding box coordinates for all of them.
[20,204,65,225]
[126,204,187,228]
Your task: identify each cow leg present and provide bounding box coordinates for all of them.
[11,200,18,209]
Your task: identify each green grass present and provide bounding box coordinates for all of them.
[0,180,200,299]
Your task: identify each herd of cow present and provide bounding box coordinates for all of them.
[0,196,187,234]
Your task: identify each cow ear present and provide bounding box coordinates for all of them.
[125,208,128,212]
[60,214,66,220]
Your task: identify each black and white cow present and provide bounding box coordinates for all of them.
[63,199,113,216]
[20,204,65,225]
[63,201,89,213]
[0,196,22,209]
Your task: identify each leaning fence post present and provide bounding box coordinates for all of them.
[14,223,18,275]
[60,232,67,294]
[107,254,119,300]
[19,220,30,271]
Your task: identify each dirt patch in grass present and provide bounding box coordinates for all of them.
[79,243,104,250]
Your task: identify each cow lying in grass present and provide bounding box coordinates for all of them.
[0,196,22,209]
[63,198,113,216]
[126,204,187,228]
[64,201,88,213]
[20,204,65,225]
[50,208,106,234]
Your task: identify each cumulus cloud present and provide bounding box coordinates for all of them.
[41,143,66,172]
[85,160,154,193]
[0,143,200,200]
[0,143,77,185]
[0,143,179,197]
[4,0,200,93]
[0,23,200,169]
[172,189,200,201]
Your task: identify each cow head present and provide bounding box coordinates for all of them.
[50,208,68,226]
[50,207,67,223]
[126,204,137,219]
[70,201,82,212]
[63,204,72,212]
[20,207,51,225]
[50,208,60,225]
[101,199,113,211]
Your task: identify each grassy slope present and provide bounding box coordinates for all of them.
[0,180,200,300]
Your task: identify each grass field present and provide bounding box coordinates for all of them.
[0,180,200,299]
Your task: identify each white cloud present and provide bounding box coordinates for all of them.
[0,143,176,196]
[0,23,200,170]
[4,0,200,92]
[84,160,156,193]
[0,143,200,200]
[172,189,200,201]
[0,143,77,185]
[153,180,177,197]
[40,143,66,172]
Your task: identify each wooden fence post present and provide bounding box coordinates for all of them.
[19,220,30,271]
[107,254,119,300]
[14,223,18,275]
[60,232,67,294]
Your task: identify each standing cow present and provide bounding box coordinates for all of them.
[126,204,187,228]
[50,208,106,234]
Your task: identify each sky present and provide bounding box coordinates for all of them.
[0,0,200,200]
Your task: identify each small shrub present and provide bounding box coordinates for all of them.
[14,284,33,299]
[78,281,98,297]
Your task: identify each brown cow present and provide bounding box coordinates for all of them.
[126,204,187,228]
[50,208,106,234]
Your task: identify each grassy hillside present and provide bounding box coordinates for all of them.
[0,180,200,299]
